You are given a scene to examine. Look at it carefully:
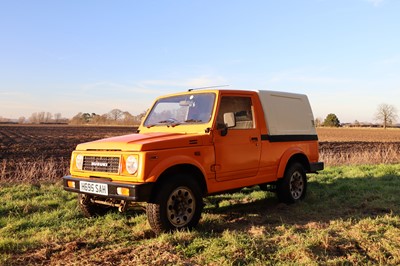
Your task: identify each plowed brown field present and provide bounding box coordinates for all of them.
[0,125,136,183]
[1,125,400,183]
[0,124,136,161]
[317,127,400,142]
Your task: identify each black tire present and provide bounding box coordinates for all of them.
[78,193,109,218]
[277,162,307,204]
[146,175,203,234]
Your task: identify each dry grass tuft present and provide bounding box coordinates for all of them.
[320,143,400,166]
[317,127,400,166]
[0,157,69,185]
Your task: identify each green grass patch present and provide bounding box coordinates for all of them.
[1,164,400,265]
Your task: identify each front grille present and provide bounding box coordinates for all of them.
[83,156,120,173]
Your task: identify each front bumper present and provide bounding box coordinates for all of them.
[63,175,154,202]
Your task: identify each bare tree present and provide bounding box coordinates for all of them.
[44,112,52,123]
[0,116,9,123]
[18,116,26,124]
[375,103,398,129]
[37,112,45,123]
[122,111,135,125]
[29,112,39,124]
[314,117,322,127]
[108,109,124,122]
[91,114,108,125]
[54,113,62,123]
[135,110,148,124]
[70,112,84,125]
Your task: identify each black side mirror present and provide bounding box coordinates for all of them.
[220,125,228,136]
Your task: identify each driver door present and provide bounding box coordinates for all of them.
[213,95,261,181]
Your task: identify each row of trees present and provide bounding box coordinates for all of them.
[69,109,146,125]
[28,112,68,124]
[2,103,398,128]
[1,112,70,124]
[317,103,398,128]
[1,109,146,126]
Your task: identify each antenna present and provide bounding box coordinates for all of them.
[188,85,229,92]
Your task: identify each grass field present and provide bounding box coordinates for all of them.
[1,125,400,265]
[1,164,400,265]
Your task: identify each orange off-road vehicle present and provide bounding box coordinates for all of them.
[63,89,323,233]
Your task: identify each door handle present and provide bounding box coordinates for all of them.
[250,137,258,142]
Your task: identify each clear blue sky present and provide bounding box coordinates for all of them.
[1,0,399,123]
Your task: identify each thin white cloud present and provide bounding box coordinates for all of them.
[63,76,228,118]
[78,81,160,96]
[378,55,400,65]
[79,76,228,96]
[138,75,228,89]
[0,91,31,97]
[367,0,384,7]
[268,68,351,84]
[185,76,228,88]
[81,81,132,92]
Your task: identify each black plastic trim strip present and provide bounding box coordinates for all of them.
[261,134,318,142]
[62,175,154,202]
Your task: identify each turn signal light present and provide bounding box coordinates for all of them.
[67,181,76,188]
[117,187,130,196]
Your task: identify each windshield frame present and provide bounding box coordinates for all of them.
[143,92,216,128]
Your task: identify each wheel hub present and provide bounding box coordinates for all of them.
[167,186,195,227]
[289,171,304,200]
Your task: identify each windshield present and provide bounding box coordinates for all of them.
[144,93,215,127]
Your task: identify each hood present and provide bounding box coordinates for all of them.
[75,132,204,151]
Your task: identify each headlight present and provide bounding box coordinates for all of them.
[76,154,84,170]
[126,155,138,174]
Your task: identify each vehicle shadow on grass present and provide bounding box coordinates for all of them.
[198,173,400,233]
[95,172,399,237]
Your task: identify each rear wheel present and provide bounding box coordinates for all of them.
[146,175,203,234]
[277,163,307,204]
[78,193,109,218]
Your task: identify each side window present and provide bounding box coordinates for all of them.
[217,96,254,129]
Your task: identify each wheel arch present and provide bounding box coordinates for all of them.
[148,164,207,202]
[277,149,310,179]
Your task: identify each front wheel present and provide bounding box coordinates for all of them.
[146,175,203,234]
[277,163,307,204]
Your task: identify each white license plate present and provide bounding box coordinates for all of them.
[79,181,108,196]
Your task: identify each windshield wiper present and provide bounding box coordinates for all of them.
[146,118,204,128]
[184,119,203,123]
[157,118,181,127]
